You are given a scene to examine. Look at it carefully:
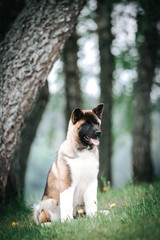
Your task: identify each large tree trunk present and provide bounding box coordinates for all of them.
[97,0,114,187]
[6,82,49,199]
[63,28,82,132]
[0,0,85,203]
[132,1,159,182]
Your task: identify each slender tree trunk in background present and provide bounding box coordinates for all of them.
[132,1,159,182]
[63,28,82,131]
[97,0,114,187]
[0,0,85,203]
[6,82,49,199]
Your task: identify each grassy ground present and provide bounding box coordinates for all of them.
[0,182,160,240]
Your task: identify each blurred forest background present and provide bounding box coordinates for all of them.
[24,0,160,204]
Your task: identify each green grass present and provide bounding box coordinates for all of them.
[0,182,160,240]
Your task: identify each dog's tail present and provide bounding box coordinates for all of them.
[33,199,60,225]
[33,203,41,225]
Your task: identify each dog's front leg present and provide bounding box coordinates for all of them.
[84,180,98,217]
[60,186,75,222]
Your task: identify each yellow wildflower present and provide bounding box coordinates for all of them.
[103,187,107,191]
[110,203,116,208]
[137,202,140,206]
[12,222,19,227]
[78,209,83,214]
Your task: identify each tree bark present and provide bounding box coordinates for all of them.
[6,82,49,200]
[97,0,114,187]
[63,28,82,132]
[132,1,159,182]
[0,0,85,203]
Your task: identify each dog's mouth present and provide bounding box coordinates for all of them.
[84,136,100,146]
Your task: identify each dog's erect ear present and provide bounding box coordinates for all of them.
[92,103,104,119]
[71,108,84,124]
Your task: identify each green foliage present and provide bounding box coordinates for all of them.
[1,182,160,240]
[115,48,138,70]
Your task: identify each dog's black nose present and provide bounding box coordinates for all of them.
[95,131,101,137]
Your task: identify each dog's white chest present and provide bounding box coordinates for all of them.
[66,149,99,185]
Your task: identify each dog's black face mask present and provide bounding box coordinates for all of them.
[79,119,101,146]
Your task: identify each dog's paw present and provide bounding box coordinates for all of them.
[41,222,52,227]
[98,210,110,215]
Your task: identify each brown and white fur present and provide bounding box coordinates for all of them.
[34,104,104,225]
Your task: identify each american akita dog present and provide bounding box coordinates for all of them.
[34,104,104,225]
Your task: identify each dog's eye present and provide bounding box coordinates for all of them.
[93,121,99,126]
[83,123,88,127]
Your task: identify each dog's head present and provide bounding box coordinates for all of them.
[69,104,104,148]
